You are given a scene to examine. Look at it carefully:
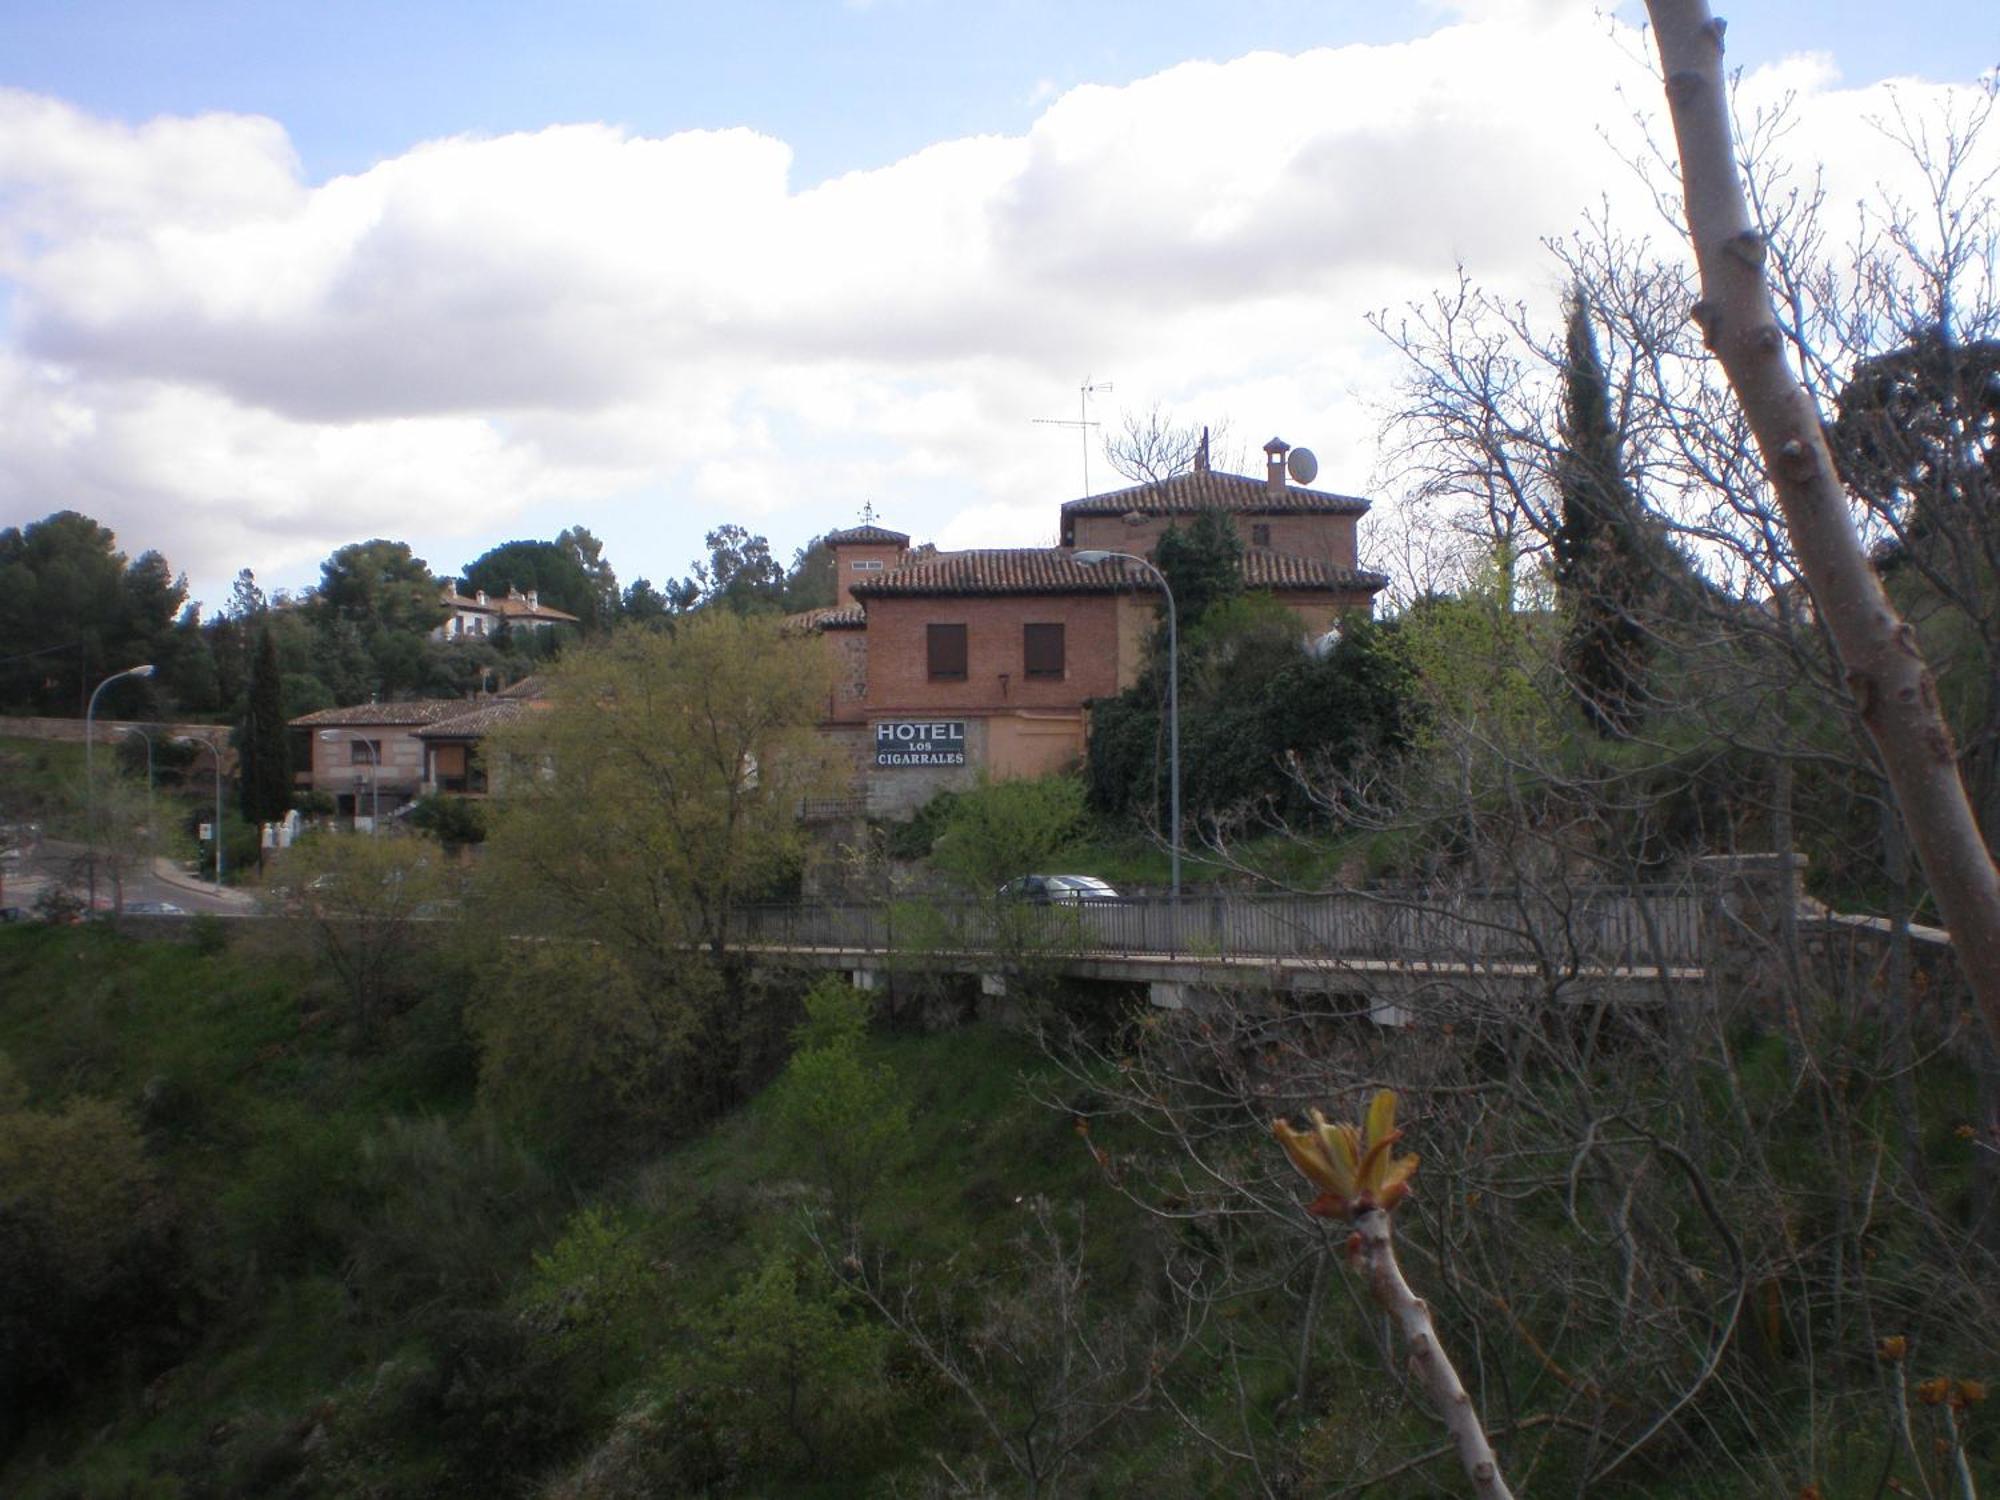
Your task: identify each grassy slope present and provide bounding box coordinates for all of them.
[0,927,1123,1498]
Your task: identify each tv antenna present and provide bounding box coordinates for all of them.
[1034,375,1113,496]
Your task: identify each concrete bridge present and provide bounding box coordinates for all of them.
[733,885,1715,1014]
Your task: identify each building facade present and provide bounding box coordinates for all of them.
[432,585,580,641]
[794,439,1387,817]
[292,677,543,825]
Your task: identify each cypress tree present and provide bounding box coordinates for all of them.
[1153,506,1244,630]
[1552,289,1655,738]
[240,626,292,825]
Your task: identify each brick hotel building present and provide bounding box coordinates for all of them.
[791,438,1388,817]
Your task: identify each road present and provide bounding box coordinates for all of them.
[1,836,257,916]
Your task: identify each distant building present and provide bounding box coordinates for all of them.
[291,677,545,826]
[432,584,579,641]
[791,438,1387,817]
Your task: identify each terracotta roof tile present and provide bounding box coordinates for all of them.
[1059,468,1370,528]
[786,605,868,633]
[852,549,1120,599]
[1242,549,1389,593]
[823,524,910,546]
[417,700,531,738]
[847,547,1387,601]
[291,700,469,729]
[439,588,579,624]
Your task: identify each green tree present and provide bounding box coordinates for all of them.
[1551,288,1657,737]
[0,511,184,715]
[680,524,787,615]
[471,612,838,1142]
[693,1249,889,1473]
[1833,329,2000,839]
[620,576,672,625]
[460,538,597,625]
[766,978,910,1240]
[0,1094,184,1434]
[557,524,622,630]
[314,539,443,637]
[309,539,445,699]
[779,537,837,614]
[1152,505,1243,629]
[262,834,454,1045]
[931,775,1090,893]
[238,627,292,826]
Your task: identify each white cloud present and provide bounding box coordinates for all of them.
[0,11,1988,609]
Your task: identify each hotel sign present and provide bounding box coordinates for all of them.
[876,719,967,767]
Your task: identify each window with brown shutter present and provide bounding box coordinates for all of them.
[927,623,967,680]
[1024,622,1065,679]
[1251,522,1272,547]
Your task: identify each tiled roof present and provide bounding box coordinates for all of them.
[1242,549,1390,593]
[842,546,1387,603]
[823,523,910,547]
[440,589,581,624]
[852,549,1124,599]
[417,700,531,739]
[785,605,868,633]
[291,700,469,729]
[495,674,548,699]
[1059,468,1370,523]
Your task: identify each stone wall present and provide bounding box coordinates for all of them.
[0,717,238,768]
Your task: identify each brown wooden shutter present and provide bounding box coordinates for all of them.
[927,623,967,680]
[1023,622,1065,679]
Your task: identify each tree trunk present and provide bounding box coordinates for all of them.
[1643,0,2000,1053]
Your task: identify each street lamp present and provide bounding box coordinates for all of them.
[175,734,226,890]
[319,730,380,833]
[1073,549,1181,902]
[85,663,155,909]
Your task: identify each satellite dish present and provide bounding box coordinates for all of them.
[1286,447,1319,485]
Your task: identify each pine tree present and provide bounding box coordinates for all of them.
[239,627,292,826]
[1552,289,1655,738]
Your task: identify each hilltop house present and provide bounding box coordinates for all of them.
[791,438,1387,817]
[432,584,579,641]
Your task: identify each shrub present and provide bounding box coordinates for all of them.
[0,1097,188,1430]
[765,978,910,1240]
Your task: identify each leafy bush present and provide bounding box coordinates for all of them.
[407,793,487,850]
[765,978,910,1238]
[674,1248,893,1476]
[930,775,1089,892]
[0,1097,188,1430]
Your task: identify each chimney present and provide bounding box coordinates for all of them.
[1195,426,1211,473]
[526,589,539,610]
[476,589,489,607]
[1264,436,1291,491]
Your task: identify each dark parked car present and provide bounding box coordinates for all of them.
[123,900,188,916]
[997,874,1120,904]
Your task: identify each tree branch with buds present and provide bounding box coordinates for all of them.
[1274,1091,1515,1499]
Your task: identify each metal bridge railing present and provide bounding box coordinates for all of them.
[735,886,1708,971]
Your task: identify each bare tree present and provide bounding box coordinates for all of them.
[1102,403,1238,484]
[832,1197,1190,1498]
[1642,0,2000,1048]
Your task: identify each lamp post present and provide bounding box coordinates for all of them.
[175,734,226,890]
[319,730,380,833]
[85,663,155,909]
[1074,549,1180,902]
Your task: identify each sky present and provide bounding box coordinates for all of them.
[1,0,1995,614]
